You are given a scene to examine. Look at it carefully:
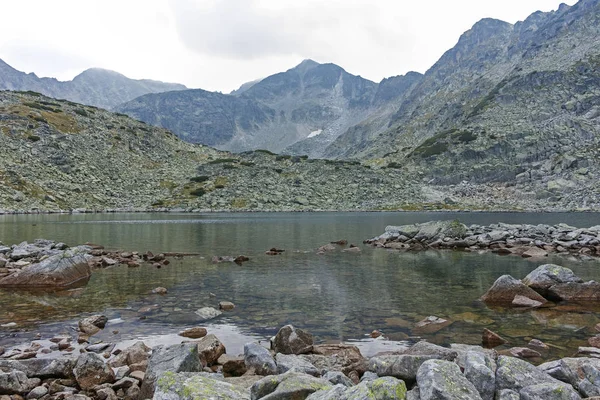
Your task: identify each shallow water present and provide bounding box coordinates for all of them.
[1,212,600,358]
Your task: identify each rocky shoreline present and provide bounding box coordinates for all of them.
[365,220,600,260]
[2,320,600,399]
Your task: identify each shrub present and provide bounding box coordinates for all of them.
[74,109,88,117]
[190,188,206,197]
[28,135,41,142]
[190,176,209,183]
[208,158,236,164]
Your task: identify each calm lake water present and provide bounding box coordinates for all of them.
[1,212,600,358]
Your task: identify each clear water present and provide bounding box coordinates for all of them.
[1,212,600,358]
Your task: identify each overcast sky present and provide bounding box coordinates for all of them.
[0,0,577,93]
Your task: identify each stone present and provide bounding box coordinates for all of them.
[272,325,313,355]
[0,247,92,288]
[464,351,495,400]
[95,387,117,400]
[139,342,203,399]
[151,287,167,295]
[219,301,235,311]
[154,372,249,400]
[0,371,40,395]
[197,334,226,367]
[218,355,246,377]
[85,343,112,353]
[369,354,439,383]
[129,370,145,382]
[416,359,482,400]
[194,307,222,321]
[519,382,581,399]
[512,295,543,308]
[496,389,520,400]
[547,281,600,301]
[250,371,331,400]
[73,353,115,390]
[25,386,48,400]
[107,341,149,368]
[521,248,548,258]
[0,358,76,379]
[114,366,130,380]
[481,275,547,305]
[523,264,583,295]
[579,364,600,397]
[538,359,579,387]
[243,343,276,376]
[78,315,107,335]
[528,339,550,351]
[403,341,457,361]
[482,328,507,348]
[495,356,561,391]
[310,376,407,399]
[413,316,453,334]
[275,353,320,377]
[322,371,354,387]
[500,347,542,359]
[178,327,207,339]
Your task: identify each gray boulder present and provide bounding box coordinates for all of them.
[403,341,457,361]
[519,382,581,399]
[416,359,482,400]
[309,376,407,399]
[578,364,600,397]
[464,351,495,400]
[26,385,49,399]
[0,246,92,288]
[538,359,579,387]
[107,341,150,368]
[154,372,249,400]
[250,371,331,400]
[480,275,547,305]
[523,264,583,295]
[195,307,222,321]
[496,389,519,400]
[369,354,439,383]
[276,353,320,377]
[547,281,600,301]
[0,358,75,379]
[197,334,226,366]
[272,325,313,355]
[495,356,561,391]
[244,343,277,376]
[73,352,115,390]
[322,371,354,387]
[0,371,40,395]
[9,242,46,260]
[140,342,203,399]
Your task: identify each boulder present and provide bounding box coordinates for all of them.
[0,371,40,395]
[480,275,547,305]
[218,355,246,377]
[78,315,108,335]
[219,301,235,311]
[512,295,543,308]
[547,281,600,301]
[464,351,495,400]
[250,371,331,400]
[197,334,226,366]
[195,307,222,321]
[244,343,276,376]
[276,353,320,377]
[403,341,457,361]
[369,354,439,383]
[107,341,149,368]
[523,264,583,296]
[496,389,520,400]
[482,328,507,348]
[178,327,207,339]
[519,382,581,399]
[0,247,92,288]
[416,359,482,400]
[521,248,548,258]
[26,385,48,399]
[322,371,354,387]
[154,372,249,400]
[73,353,115,390]
[272,325,313,355]
[495,356,562,391]
[578,364,600,397]
[0,358,75,379]
[308,376,407,399]
[139,342,203,399]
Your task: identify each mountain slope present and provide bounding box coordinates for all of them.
[116,60,391,156]
[0,59,186,109]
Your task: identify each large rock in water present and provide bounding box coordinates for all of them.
[272,325,314,355]
[154,372,249,400]
[0,246,92,288]
[140,342,203,399]
[480,275,547,305]
[416,359,482,400]
[547,281,600,301]
[522,264,583,296]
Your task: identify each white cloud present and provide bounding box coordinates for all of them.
[0,0,579,93]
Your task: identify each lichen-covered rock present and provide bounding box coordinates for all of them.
[464,351,495,400]
[416,359,482,400]
[275,353,319,377]
[537,359,579,387]
[272,325,314,355]
[522,264,583,295]
[244,343,277,376]
[73,352,115,390]
[480,275,547,305]
[154,372,249,400]
[369,354,439,383]
[309,376,407,400]
[250,371,331,400]
[578,364,600,397]
[496,389,519,400]
[403,341,458,361]
[495,356,561,392]
[519,382,581,399]
[322,371,354,387]
[108,341,150,368]
[140,342,203,399]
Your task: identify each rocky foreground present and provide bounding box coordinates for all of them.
[3,320,600,400]
[366,220,600,260]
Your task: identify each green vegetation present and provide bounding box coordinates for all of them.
[74,108,89,117]
[27,135,41,142]
[190,188,206,197]
[190,176,209,183]
[253,149,276,155]
[208,158,237,164]
[23,102,61,113]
